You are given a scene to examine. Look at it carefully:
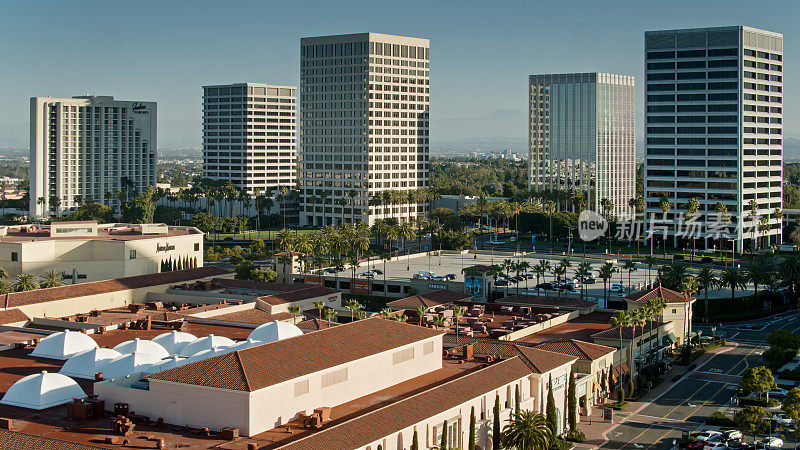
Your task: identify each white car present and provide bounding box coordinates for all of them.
[765,387,788,398]
[608,283,626,293]
[756,437,783,448]
[723,430,742,441]
[696,431,724,443]
[488,239,504,245]
[359,271,375,278]
[704,443,728,450]
[771,412,793,425]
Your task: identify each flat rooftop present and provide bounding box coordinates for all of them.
[513,311,614,344]
[0,223,200,243]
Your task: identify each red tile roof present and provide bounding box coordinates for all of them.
[148,318,442,391]
[442,335,577,372]
[296,318,340,331]
[387,289,472,309]
[258,286,339,306]
[275,357,532,450]
[2,267,230,308]
[625,286,694,304]
[212,278,299,292]
[0,308,29,325]
[532,339,615,361]
[590,320,666,340]
[207,308,295,324]
[0,429,105,450]
[499,294,596,309]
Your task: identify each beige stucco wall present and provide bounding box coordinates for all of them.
[247,335,443,435]
[263,292,341,315]
[359,359,577,450]
[626,299,693,345]
[0,231,203,283]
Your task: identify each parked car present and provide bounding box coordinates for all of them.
[696,431,724,443]
[372,268,383,275]
[723,430,743,441]
[765,388,788,399]
[495,280,509,286]
[359,271,375,278]
[608,283,626,293]
[771,412,793,425]
[536,282,554,290]
[755,437,783,448]
[726,443,753,450]
[701,256,714,264]
[488,239,504,245]
[324,268,338,274]
[687,441,708,450]
[581,276,596,284]
[558,284,577,292]
[704,443,729,450]
[443,274,456,281]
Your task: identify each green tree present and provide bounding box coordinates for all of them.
[545,376,557,436]
[500,410,554,450]
[65,202,114,223]
[740,366,774,397]
[39,269,64,288]
[735,406,768,442]
[468,406,476,450]
[493,394,501,450]
[411,430,419,450]
[13,274,39,292]
[718,267,748,303]
[567,371,577,431]
[439,419,447,450]
[695,267,717,323]
[782,387,800,425]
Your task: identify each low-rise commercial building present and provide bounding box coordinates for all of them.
[0,222,204,282]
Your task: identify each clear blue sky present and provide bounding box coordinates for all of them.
[1,0,798,144]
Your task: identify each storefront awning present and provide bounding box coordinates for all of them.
[662,333,677,346]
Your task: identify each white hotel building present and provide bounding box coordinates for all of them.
[298,33,430,226]
[644,26,783,251]
[29,96,157,218]
[202,83,297,193]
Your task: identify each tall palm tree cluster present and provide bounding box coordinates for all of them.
[366,188,439,224]
[275,223,371,277]
[0,269,65,293]
[608,297,667,391]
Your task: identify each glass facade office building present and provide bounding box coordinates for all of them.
[529,73,635,218]
[644,26,783,251]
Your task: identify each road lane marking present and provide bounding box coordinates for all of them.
[645,428,677,450]
[679,381,732,421]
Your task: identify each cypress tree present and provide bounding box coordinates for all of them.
[617,387,625,403]
[493,394,501,450]
[468,406,476,450]
[601,369,607,394]
[377,446,382,450]
[440,420,447,450]
[515,384,521,418]
[411,430,418,450]
[568,371,577,431]
[546,375,557,436]
[628,377,635,398]
[193,256,198,268]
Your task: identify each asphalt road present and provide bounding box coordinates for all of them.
[600,337,774,449]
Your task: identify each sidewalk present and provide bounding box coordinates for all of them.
[575,342,736,449]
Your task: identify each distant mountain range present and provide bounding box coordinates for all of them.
[3,110,800,161]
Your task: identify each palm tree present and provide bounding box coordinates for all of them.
[395,313,408,323]
[628,309,646,385]
[13,274,39,292]
[609,310,630,388]
[601,198,614,253]
[414,305,428,327]
[500,410,553,450]
[598,262,617,307]
[575,261,592,299]
[718,267,747,303]
[748,199,759,253]
[324,307,337,323]
[659,197,672,256]
[532,260,549,295]
[452,306,464,338]
[517,261,531,291]
[379,308,392,319]
[748,256,773,310]
[779,255,800,308]
[0,267,9,280]
[486,265,504,301]
[431,314,446,329]
[39,269,63,288]
[695,267,717,323]
[313,300,325,321]
[345,299,362,322]
[287,305,301,324]
[545,200,556,255]
[623,260,637,294]
[502,259,515,296]
[644,256,657,287]
[659,263,688,291]
[398,222,416,271]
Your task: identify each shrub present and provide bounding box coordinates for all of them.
[609,402,629,410]
[549,438,573,450]
[564,430,585,442]
[706,411,736,427]
[737,396,780,407]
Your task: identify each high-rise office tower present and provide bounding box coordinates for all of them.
[29,96,156,218]
[202,83,297,193]
[644,26,783,251]
[299,33,430,226]
[529,73,636,218]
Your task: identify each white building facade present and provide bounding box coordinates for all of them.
[644,26,783,251]
[529,73,636,218]
[29,96,157,218]
[202,83,297,194]
[299,33,430,226]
